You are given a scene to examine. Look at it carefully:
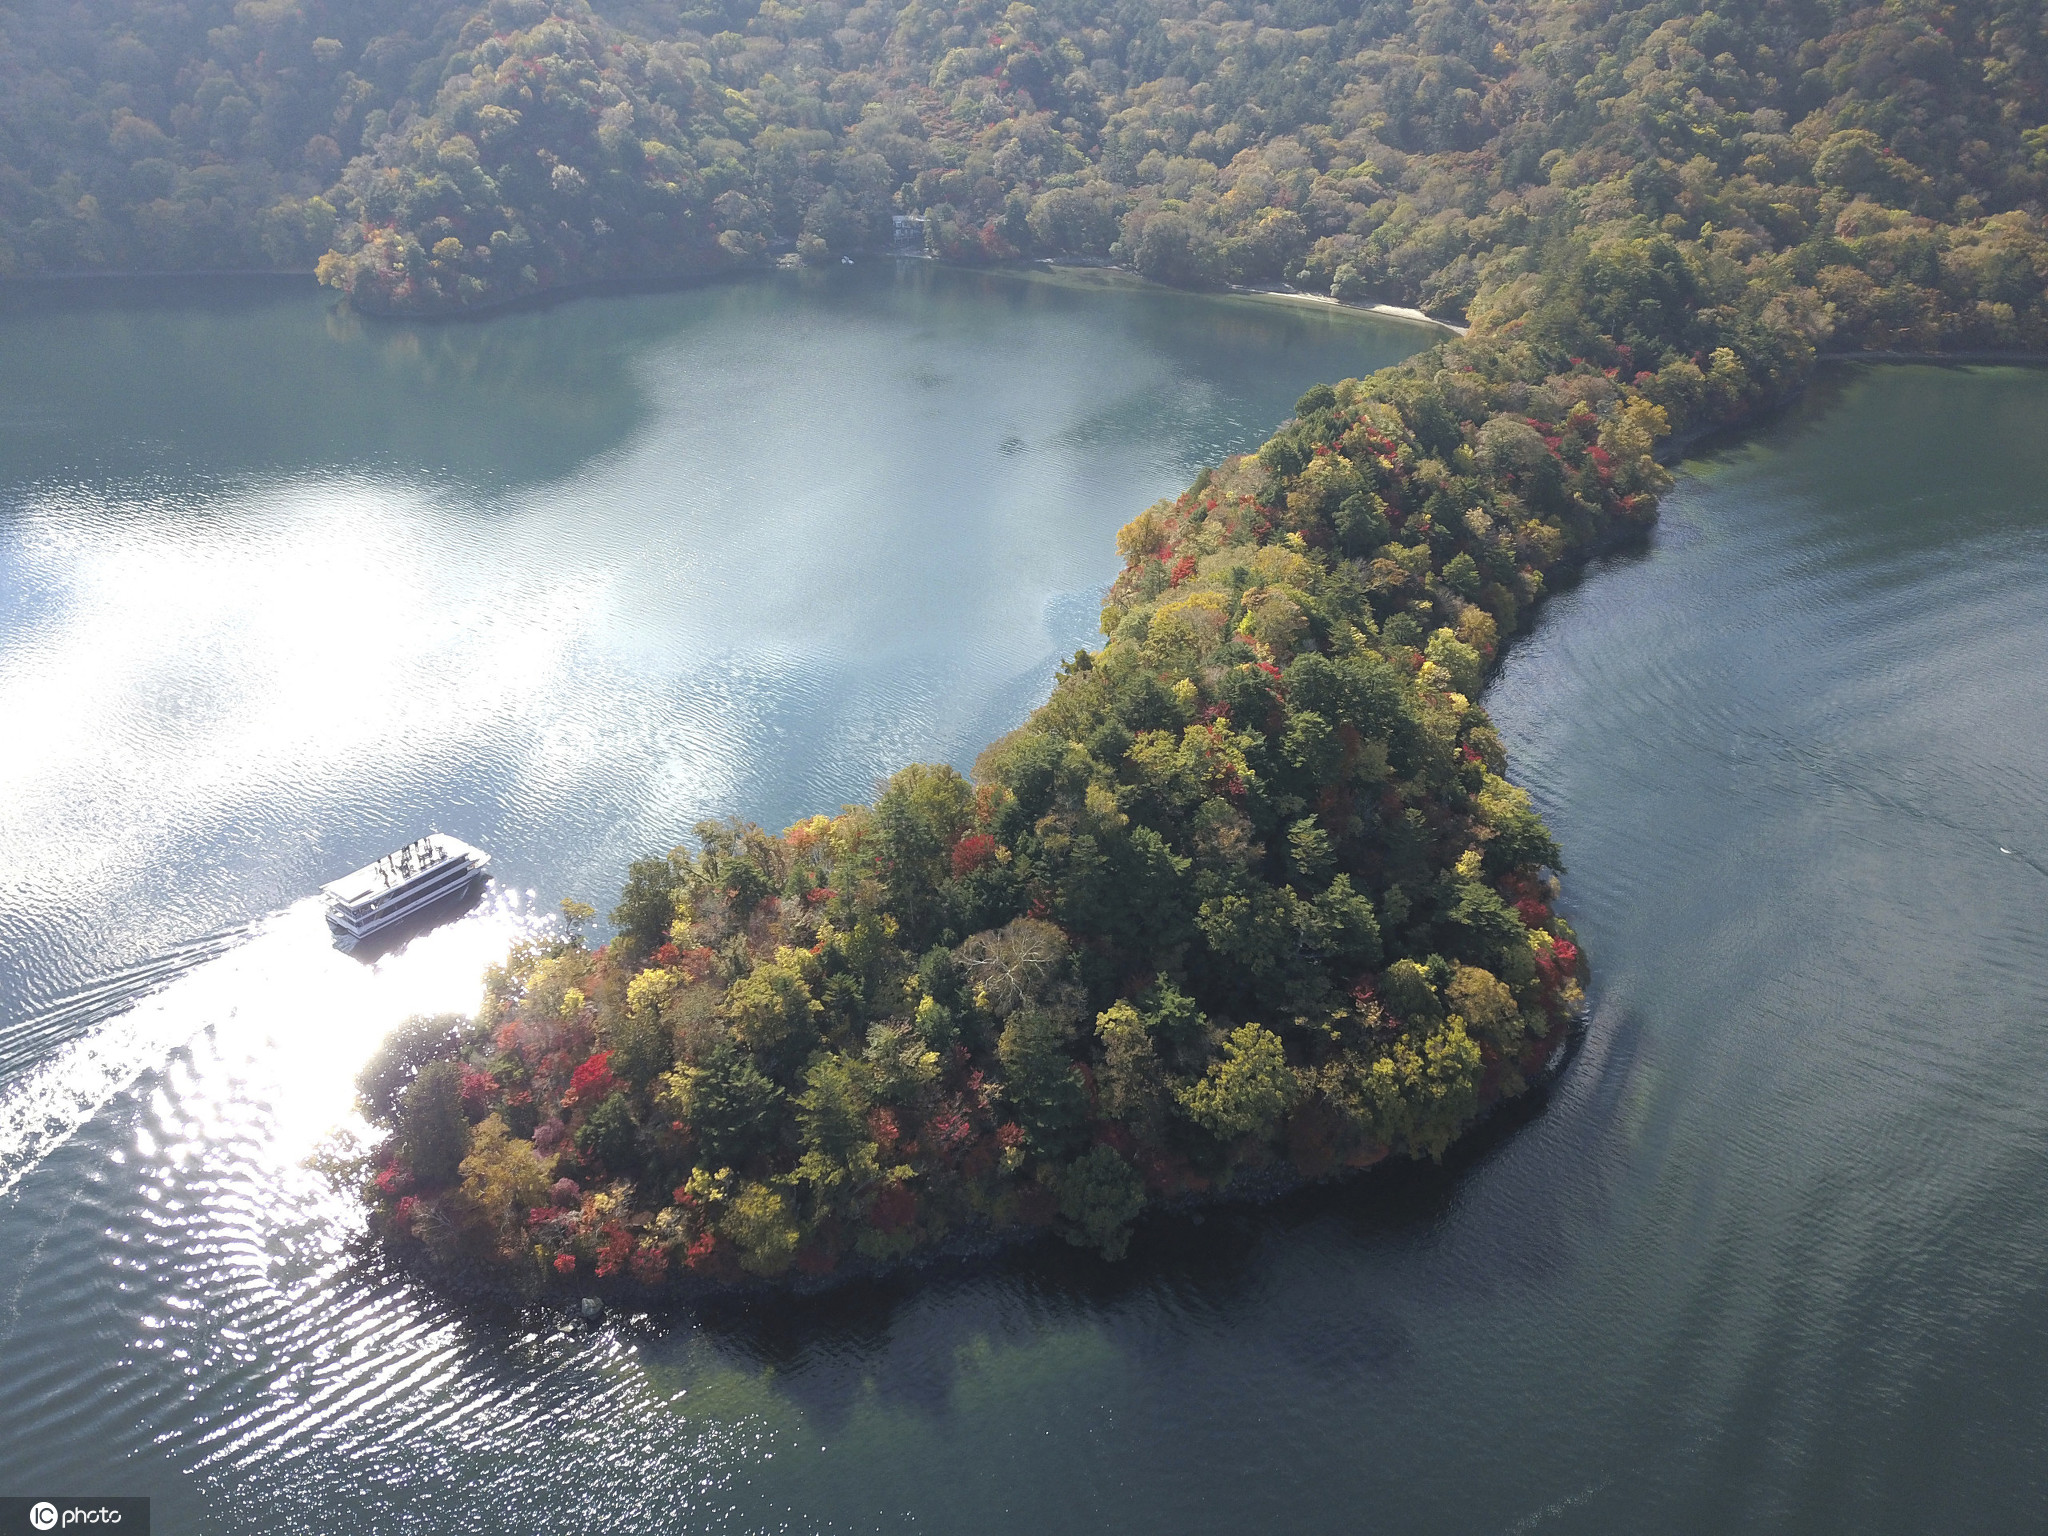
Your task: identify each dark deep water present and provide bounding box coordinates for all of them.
[2,267,2046,1531]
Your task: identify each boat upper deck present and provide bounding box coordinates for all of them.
[321,834,489,910]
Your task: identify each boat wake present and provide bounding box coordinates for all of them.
[0,893,535,1203]
[0,920,264,1082]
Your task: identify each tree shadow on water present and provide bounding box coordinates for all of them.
[669,1004,1650,1432]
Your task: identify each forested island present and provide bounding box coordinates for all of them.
[10,0,2037,1291]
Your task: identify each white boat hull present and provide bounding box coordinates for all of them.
[322,834,492,945]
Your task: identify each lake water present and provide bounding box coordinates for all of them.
[2,269,2045,1531]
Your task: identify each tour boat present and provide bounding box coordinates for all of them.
[322,833,491,948]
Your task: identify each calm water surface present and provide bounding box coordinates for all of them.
[2,271,2046,1532]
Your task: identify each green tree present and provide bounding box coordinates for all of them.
[1445,964,1523,1052]
[1127,212,1222,287]
[456,1113,549,1256]
[720,1180,803,1277]
[611,850,687,957]
[789,1052,883,1218]
[722,948,823,1064]
[998,1007,1089,1156]
[1377,959,1441,1025]
[609,968,677,1089]
[398,1058,471,1186]
[1028,186,1119,255]
[1309,876,1383,970]
[1094,1001,1167,1135]
[575,1091,639,1171]
[871,763,977,945]
[1348,1021,1484,1160]
[1177,1023,1296,1142]
[358,1013,465,1126]
[660,1040,784,1166]
[1053,1146,1147,1259]
[1425,628,1484,697]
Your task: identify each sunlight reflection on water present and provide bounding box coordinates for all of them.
[0,892,535,1200]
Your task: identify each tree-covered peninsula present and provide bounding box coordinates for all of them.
[14,0,2026,1286]
[355,309,1728,1289]
[294,0,2048,1294]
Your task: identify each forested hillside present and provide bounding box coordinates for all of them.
[4,0,2044,343]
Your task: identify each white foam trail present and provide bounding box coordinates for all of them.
[0,896,531,1200]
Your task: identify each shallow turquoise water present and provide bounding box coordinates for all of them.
[1,272,2045,1530]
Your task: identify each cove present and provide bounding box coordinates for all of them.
[0,270,2045,1531]
[0,262,1431,1028]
